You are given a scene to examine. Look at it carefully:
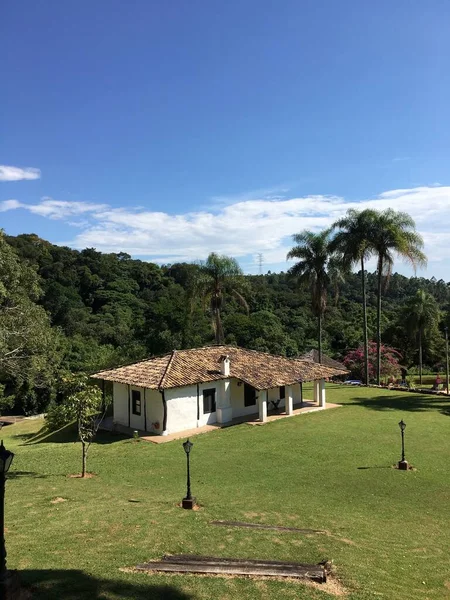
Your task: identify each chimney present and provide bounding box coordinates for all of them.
[219,354,230,377]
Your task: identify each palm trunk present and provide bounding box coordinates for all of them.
[376,256,383,385]
[214,308,222,345]
[318,313,322,364]
[361,256,369,385]
[418,329,422,385]
[81,441,87,478]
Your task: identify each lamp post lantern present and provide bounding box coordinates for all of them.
[0,440,14,588]
[397,420,408,470]
[445,327,449,396]
[181,439,196,509]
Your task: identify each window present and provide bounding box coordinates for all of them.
[279,386,285,399]
[244,383,257,406]
[131,390,141,415]
[203,388,216,414]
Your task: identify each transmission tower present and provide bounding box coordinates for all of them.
[257,253,264,275]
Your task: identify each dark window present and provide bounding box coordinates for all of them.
[132,390,141,415]
[203,388,216,414]
[279,386,285,399]
[244,383,257,406]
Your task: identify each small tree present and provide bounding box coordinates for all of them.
[344,341,402,383]
[63,375,107,477]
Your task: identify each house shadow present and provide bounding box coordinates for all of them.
[347,393,450,416]
[23,423,129,446]
[20,569,192,600]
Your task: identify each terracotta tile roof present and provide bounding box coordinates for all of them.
[301,349,346,371]
[92,346,348,390]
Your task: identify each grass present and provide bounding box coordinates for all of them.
[3,384,450,600]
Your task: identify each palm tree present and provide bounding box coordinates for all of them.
[371,209,427,384]
[197,253,248,344]
[404,289,440,384]
[287,230,335,363]
[330,209,378,384]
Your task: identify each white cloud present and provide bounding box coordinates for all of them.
[0,165,41,181]
[0,199,21,212]
[3,186,450,275]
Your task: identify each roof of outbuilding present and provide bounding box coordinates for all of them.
[92,346,348,391]
[301,349,346,371]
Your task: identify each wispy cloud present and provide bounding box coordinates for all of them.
[3,186,450,273]
[0,165,41,182]
[392,156,410,162]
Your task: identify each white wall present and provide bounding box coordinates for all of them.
[146,388,164,434]
[165,385,198,434]
[129,386,146,431]
[198,382,218,426]
[113,383,129,426]
[230,379,259,418]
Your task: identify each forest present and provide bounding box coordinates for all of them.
[1,227,449,415]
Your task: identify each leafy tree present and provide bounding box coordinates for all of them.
[62,374,107,478]
[370,210,427,384]
[331,208,379,384]
[287,230,336,363]
[196,253,248,344]
[0,231,64,413]
[403,289,441,383]
[344,341,402,382]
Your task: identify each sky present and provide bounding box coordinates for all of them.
[2,0,450,278]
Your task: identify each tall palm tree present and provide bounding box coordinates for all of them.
[404,289,440,384]
[197,253,248,344]
[330,208,378,384]
[287,230,335,363]
[371,209,427,384]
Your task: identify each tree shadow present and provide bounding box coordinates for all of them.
[348,394,450,416]
[20,569,193,600]
[24,423,129,445]
[7,471,48,480]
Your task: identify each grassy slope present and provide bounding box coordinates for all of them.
[3,384,450,600]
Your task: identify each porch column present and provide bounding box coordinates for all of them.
[258,389,268,423]
[313,380,320,405]
[319,378,326,408]
[285,385,293,415]
[217,379,232,424]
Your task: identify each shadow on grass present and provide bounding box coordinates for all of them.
[7,471,48,479]
[357,465,392,470]
[24,423,129,445]
[21,569,192,600]
[347,394,450,416]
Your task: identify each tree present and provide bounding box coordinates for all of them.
[370,210,427,384]
[331,209,378,384]
[287,230,336,363]
[344,341,402,382]
[196,253,248,344]
[64,374,107,478]
[403,289,441,383]
[0,231,64,413]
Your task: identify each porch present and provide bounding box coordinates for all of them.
[100,394,340,444]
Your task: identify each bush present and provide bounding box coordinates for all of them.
[45,400,76,432]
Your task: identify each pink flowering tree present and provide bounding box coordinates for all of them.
[344,341,402,382]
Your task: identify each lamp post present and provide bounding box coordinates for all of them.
[0,441,14,586]
[182,439,196,509]
[445,327,449,396]
[397,420,408,470]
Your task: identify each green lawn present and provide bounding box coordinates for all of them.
[3,384,450,600]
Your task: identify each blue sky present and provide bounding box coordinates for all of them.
[2,0,450,277]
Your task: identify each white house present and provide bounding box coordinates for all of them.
[93,346,347,436]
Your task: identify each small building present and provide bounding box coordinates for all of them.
[93,346,346,437]
[301,349,346,371]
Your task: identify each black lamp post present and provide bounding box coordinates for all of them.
[182,439,196,509]
[397,420,408,470]
[445,327,449,396]
[0,440,14,584]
